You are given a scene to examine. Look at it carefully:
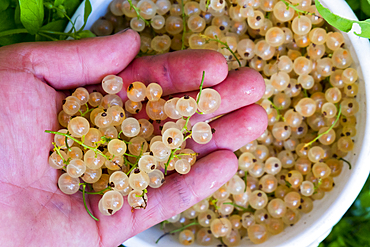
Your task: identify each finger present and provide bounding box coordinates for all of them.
[0,29,140,89]
[129,150,237,239]
[116,50,229,101]
[172,67,266,123]
[188,104,268,158]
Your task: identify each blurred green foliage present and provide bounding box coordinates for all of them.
[0,0,93,47]
[346,0,370,20]
[320,177,370,247]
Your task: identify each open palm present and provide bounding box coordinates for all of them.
[0,30,267,247]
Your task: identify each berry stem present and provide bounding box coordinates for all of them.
[339,157,352,170]
[82,184,99,221]
[209,198,220,210]
[38,32,58,41]
[79,103,94,117]
[164,148,181,175]
[200,34,241,67]
[125,143,145,175]
[117,131,132,144]
[285,180,292,188]
[244,174,247,192]
[127,0,151,26]
[269,99,286,121]
[205,0,210,9]
[183,133,193,141]
[303,88,309,98]
[280,0,312,16]
[180,0,186,50]
[45,130,111,161]
[124,153,140,158]
[303,104,342,148]
[223,202,253,212]
[65,132,72,152]
[155,221,199,244]
[135,188,148,197]
[181,116,192,133]
[174,152,198,159]
[52,142,70,165]
[79,186,112,195]
[196,71,206,106]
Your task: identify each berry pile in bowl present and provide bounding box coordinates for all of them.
[61,0,370,246]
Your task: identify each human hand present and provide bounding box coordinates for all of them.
[0,30,267,246]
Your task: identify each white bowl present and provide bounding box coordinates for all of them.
[68,1,370,246]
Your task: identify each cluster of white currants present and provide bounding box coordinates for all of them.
[89,0,360,245]
[48,73,221,216]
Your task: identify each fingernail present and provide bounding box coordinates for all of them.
[116,28,130,34]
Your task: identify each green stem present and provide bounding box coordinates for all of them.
[39,30,70,36]
[281,0,312,16]
[80,103,94,117]
[196,71,205,105]
[205,0,210,9]
[244,174,247,192]
[180,0,186,50]
[64,13,77,34]
[174,152,198,159]
[82,184,99,221]
[45,130,110,160]
[126,163,138,175]
[65,134,72,152]
[303,88,309,97]
[38,32,58,41]
[164,148,180,175]
[79,186,111,195]
[126,143,145,175]
[223,202,253,212]
[339,157,352,170]
[135,188,148,197]
[303,105,342,148]
[0,29,29,38]
[181,116,191,133]
[52,142,69,165]
[269,99,285,121]
[286,180,292,188]
[155,222,199,244]
[124,153,139,158]
[200,35,241,67]
[127,0,151,26]
[183,133,192,141]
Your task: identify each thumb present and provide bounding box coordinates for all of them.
[0,29,140,89]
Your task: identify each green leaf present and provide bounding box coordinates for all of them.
[54,0,64,7]
[346,0,360,10]
[75,30,95,39]
[315,0,353,32]
[14,3,22,27]
[79,0,91,31]
[63,0,80,17]
[19,0,44,35]
[40,19,67,32]
[0,8,24,45]
[315,0,370,39]
[0,0,10,11]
